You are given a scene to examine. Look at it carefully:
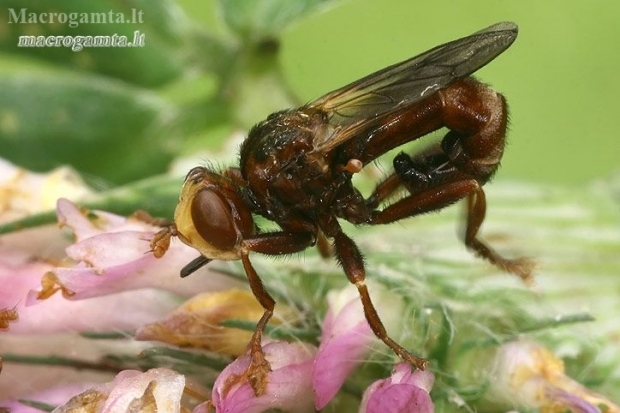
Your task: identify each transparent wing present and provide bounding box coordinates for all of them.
[311,22,517,152]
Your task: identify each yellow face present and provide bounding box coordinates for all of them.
[173,167,255,261]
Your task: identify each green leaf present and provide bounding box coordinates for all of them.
[219,0,330,41]
[0,72,180,184]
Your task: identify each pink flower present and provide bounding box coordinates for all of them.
[313,283,404,409]
[0,196,243,399]
[212,341,316,413]
[1,369,184,412]
[359,363,434,413]
[28,198,238,303]
[0,198,239,335]
[488,340,620,413]
[0,222,174,334]
[54,368,184,412]
[312,292,375,409]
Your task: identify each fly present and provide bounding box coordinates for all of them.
[151,22,531,396]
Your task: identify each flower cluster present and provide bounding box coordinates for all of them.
[0,185,434,411]
[1,162,619,412]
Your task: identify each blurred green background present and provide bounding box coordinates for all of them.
[1,0,618,189]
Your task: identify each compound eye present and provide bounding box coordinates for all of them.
[190,189,237,251]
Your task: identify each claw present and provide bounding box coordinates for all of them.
[222,341,272,397]
[500,257,537,285]
[246,348,272,396]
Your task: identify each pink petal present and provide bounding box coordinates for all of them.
[360,364,434,413]
[552,389,601,413]
[101,369,185,412]
[35,242,240,301]
[65,231,155,267]
[27,199,243,301]
[0,199,242,334]
[192,401,211,413]
[33,369,185,412]
[213,341,316,413]
[313,296,376,409]
[56,198,127,240]
[489,340,620,412]
[47,199,174,298]
[20,289,181,333]
[0,243,182,333]
[38,257,160,300]
[0,259,53,309]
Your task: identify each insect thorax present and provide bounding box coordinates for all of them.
[240,108,346,222]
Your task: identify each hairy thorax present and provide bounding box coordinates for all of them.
[239,108,352,226]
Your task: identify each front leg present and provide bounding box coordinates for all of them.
[221,252,275,397]
[150,224,176,258]
[221,231,316,397]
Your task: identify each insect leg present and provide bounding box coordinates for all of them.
[223,231,315,397]
[331,227,428,370]
[365,173,403,209]
[462,184,534,282]
[150,224,176,258]
[363,77,532,280]
[316,229,333,258]
[235,252,276,397]
[370,179,533,281]
[243,231,315,255]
